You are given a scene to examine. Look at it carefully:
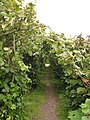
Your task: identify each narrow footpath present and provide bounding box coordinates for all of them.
[42,68,58,120]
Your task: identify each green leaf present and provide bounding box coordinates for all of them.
[0,58,4,66]
[80,99,90,114]
[13,93,18,98]
[0,94,4,100]
[4,83,10,93]
[86,99,90,107]
[6,116,11,120]
[77,87,86,94]
[52,43,58,51]
[11,104,16,110]
[66,69,72,75]
[18,61,29,71]
[82,108,89,114]
[76,57,82,62]
[68,110,82,120]
[10,82,15,87]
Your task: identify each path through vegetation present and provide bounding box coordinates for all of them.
[23,68,68,120]
[41,68,58,120]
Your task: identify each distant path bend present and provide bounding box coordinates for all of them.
[42,68,58,120]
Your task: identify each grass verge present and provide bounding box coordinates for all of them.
[56,94,69,120]
[23,72,46,120]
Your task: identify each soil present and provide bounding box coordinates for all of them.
[41,68,58,120]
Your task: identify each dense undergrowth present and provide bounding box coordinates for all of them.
[0,0,90,120]
[0,0,46,119]
[50,51,90,120]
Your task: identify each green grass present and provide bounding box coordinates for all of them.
[57,94,69,120]
[23,72,46,120]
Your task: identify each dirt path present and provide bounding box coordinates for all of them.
[42,68,58,120]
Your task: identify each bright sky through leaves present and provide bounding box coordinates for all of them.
[25,0,90,37]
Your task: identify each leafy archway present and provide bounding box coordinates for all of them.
[0,0,90,119]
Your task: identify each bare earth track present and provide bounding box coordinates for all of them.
[42,69,58,120]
